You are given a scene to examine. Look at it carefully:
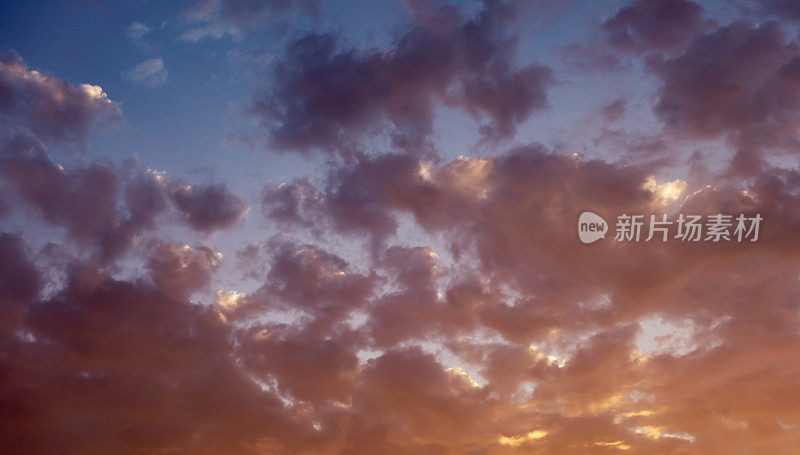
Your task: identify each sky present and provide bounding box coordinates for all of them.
[2,0,800,453]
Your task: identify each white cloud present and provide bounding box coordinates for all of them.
[122,58,168,88]
[125,22,150,41]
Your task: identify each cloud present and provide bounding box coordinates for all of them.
[2,263,309,455]
[603,0,715,53]
[0,233,40,332]
[751,0,800,20]
[247,0,553,157]
[648,20,800,151]
[145,241,222,300]
[261,144,800,345]
[4,139,800,452]
[227,238,377,327]
[1,134,135,261]
[170,182,249,234]
[238,323,361,403]
[602,98,627,121]
[6,6,800,455]
[254,145,800,452]
[180,0,319,42]
[125,22,150,41]
[122,58,168,88]
[561,0,715,79]
[0,50,121,144]
[0,134,248,260]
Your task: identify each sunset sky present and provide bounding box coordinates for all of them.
[2,0,800,453]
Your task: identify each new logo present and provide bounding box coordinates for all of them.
[578,211,608,244]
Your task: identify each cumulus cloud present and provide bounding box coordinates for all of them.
[145,241,222,300]
[0,50,121,144]
[4,137,800,452]
[252,145,800,452]
[563,0,715,78]
[603,0,715,53]
[2,264,309,455]
[248,0,553,157]
[751,0,800,20]
[170,182,249,234]
[0,233,40,332]
[1,133,138,261]
[0,133,248,261]
[260,145,800,348]
[122,58,168,88]
[648,20,800,153]
[602,98,627,121]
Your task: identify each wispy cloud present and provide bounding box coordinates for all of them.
[122,57,168,88]
[125,21,150,41]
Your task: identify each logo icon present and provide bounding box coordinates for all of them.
[578,211,608,244]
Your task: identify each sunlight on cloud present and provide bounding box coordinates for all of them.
[215,289,245,312]
[642,175,687,207]
[498,430,548,447]
[446,367,481,388]
[595,440,631,450]
[79,84,112,103]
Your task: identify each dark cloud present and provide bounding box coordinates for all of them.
[261,144,800,345]
[238,324,361,403]
[0,50,121,144]
[601,98,627,121]
[0,135,174,261]
[355,346,493,444]
[1,134,127,260]
[603,0,715,53]
[262,155,408,250]
[1,263,311,455]
[648,20,800,151]
[261,178,322,230]
[235,239,376,327]
[256,146,800,452]
[752,0,800,20]
[0,134,248,260]
[249,0,553,156]
[0,233,40,332]
[561,0,713,82]
[0,193,8,218]
[145,241,221,300]
[234,242,266,279]
[170,182,249,234]
[366,246,447,347]
[5,139,800,452]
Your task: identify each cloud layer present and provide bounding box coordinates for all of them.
[3,1,800,454]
